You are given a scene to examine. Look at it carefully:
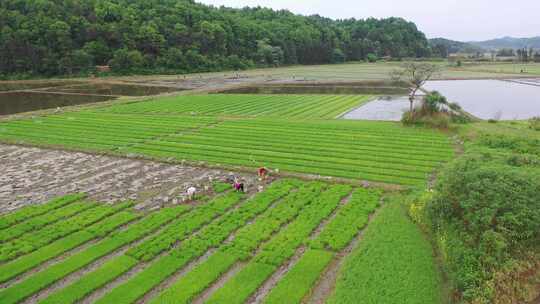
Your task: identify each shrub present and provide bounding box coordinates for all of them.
[427,154,540,301]
[529,116,540,131]
[506,154,540,167]
[479,134,540,156]
[366,53,378,62]
[423,91,447,113]
[402,111,451,129]
[448,102,462,111]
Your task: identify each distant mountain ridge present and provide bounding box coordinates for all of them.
[429,38,485,55]
[469,36,540,50]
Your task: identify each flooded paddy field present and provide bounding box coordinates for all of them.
[0,81,185,116]
[425,79,540,120]
[0,92,115,116]
[0,80,83,92]
[344,78,540,121]
[42,83,181,96]
[342,96,418,121]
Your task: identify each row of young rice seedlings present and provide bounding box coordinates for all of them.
[224,95,343,118]
[0,204,191,304]
[4,112,203,134]
[95,180,315,304]
[204,184,352,304]
[187,128,453,164]
[161,134,438,175]
[327,195,442,304]
[198,122,453,155]
[264,96,365,119]
[0,193,85,230]
[296,97,370,119]
[91,95,229,114]
[0,118,203,148]
[0,113,216,151]
[188,124,451,162]
[174,131,443,169]
[149,180,320,303]
[223,96,322,117]
[205,122,453,153]
[147,138,431,180]
[97,95,342,118]
[0,201,133,263]
[0,199,98,243]
[127,143,425,185]
[194,94,360,119]
[0,210,140,284]
[189,95,295,116]
[225,118,451,141]
[263,187,382,304]
[39,191,246,304]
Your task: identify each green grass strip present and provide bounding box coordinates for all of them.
[327,198,443,304]
[0,194,85,230]
[263,249,334,304]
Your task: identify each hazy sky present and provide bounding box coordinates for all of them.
[197,0,539,41]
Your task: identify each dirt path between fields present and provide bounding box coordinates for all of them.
[0,144,256,213]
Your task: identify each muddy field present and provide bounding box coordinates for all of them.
[0,144,257,213]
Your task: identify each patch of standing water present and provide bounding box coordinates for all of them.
[424,79,540,120]
[341,96,421,121]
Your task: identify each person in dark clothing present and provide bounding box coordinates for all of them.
[234,180,245,192]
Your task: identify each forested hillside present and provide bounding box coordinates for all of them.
[0,0,431,77]
[429,38,485,57]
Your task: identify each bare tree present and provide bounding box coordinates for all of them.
[391,62,440,113]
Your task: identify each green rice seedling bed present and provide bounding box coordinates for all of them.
[327,198,442,304]
[0,200,97,242]
[96,181,315,304]
[0,201,132,262]
[0,210,139,284]
[0,194,85,230]
[0,204,189,304]
[310,188,381,251]
[97,94,372,119]
[206,184,351,304]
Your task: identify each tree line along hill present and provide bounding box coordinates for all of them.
[0,0,432,78]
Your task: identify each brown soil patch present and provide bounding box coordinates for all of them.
[0,144,255,213]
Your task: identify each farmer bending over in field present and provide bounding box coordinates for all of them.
[234,179,245,193]
[258,167,268,180]
[187,186,197,200]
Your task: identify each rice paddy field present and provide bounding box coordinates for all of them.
[0,86,456,303]
[0,179,441,304]
[0,94,454,186]
[99,94,372,119]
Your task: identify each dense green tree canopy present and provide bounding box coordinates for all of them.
[0,0,431,77]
